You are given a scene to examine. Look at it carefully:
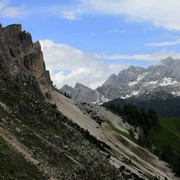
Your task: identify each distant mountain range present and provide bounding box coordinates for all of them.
[61,57,180,102]
[97,57,180,100]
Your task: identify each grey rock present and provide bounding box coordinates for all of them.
[60,84,74,97]
[61,57,180,103]
[96,57,180,100]
[72,83,100,103]
[0,24,52,88]
[60,83,108,104]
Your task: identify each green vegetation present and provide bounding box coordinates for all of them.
[104,104,159,136]
[0,72,121,179]
[0,137,45,180]
[103,95,180,118]
[104,103,180,176]
[105,119,138,143]
[151,117,180,176]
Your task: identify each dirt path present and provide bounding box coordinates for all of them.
[0,124,57,180]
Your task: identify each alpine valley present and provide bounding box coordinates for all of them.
[61,57,180,117]
[1,24,180,180]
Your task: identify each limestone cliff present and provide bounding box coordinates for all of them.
[0,24,52,88]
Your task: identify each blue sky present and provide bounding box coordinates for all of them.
[1,0,180,88]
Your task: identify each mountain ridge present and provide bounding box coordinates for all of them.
[97,57,180,100]
[61,57,180,104]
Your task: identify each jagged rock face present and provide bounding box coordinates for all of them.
[0,24,52,87]
[72,83,99,103]
[60,83,108,104]
[60,84,74,97]
[97,57,180,100]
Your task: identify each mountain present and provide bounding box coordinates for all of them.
[60,83,108,104]
[0,24,52,89]
[0,24,178,179]
[97,57,180,100]
[61,57,180,104]
[60,84,74,97]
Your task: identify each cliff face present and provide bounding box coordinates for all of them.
[0,24,52,88]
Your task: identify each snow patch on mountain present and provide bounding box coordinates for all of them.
[160,77,177,86]
[143,81,158,86]
[129,73,148,86]
[132,90,140,96]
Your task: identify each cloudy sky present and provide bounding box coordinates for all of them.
[1,0,180,89]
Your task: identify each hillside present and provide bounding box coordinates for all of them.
[103,102,180,176]
[0,72,122,179]
[0,24,179,179]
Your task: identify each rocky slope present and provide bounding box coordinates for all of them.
[0,24,179,179]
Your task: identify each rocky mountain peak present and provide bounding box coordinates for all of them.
[160,56,175,64]
[103,73,117,86]
[127,65,146,72]
[60,82,108,104]
[96,57,180,100]
[60,84,74,97]
[71,83,99,103]
[74,82,86,88]
[0,24,52,88]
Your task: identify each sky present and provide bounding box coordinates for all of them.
[1,0,180,89]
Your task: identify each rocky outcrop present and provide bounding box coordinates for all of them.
[72,83,100,103]
[60,83,108,104]
[60,84,74,97]
[0,24,52,88]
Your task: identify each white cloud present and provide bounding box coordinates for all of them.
[36,0,180,30]
[81,0,180,30]
[2,6,26,18]
[61,10,80,20]
[0,0,8,9]
[40,40,180,89]
[99,50,180,61]
[105,29,127,34]
[145,38,180,47]
[62,0,180,31]
[0,0,27,18]
[40,40,124,89]
[47,5,83,21]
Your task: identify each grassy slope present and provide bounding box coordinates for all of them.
[151,117,180,176]
[152,117,180,156]
[0,137,45,180]
[0,73,120,179]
